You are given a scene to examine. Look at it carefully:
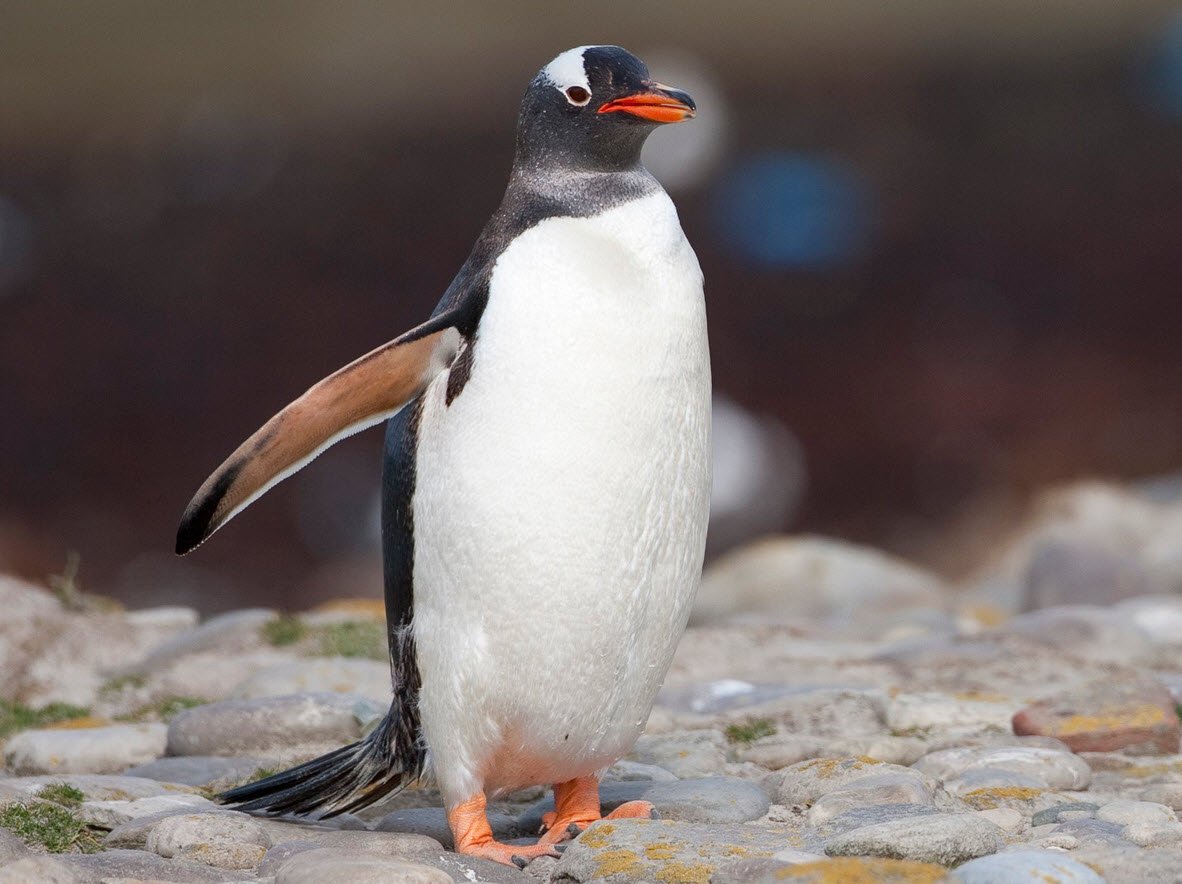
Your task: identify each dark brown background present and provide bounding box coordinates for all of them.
[2,3,1180,611]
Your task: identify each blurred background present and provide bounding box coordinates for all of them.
[1,1,1181,613]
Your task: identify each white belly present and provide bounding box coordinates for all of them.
[411,191,711,801]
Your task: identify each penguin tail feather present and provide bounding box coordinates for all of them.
[217,707,424,818]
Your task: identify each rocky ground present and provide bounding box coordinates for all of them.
[2,481,1182,882]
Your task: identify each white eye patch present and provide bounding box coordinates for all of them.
[541,46,592,96]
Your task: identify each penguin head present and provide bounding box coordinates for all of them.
[514,46,696,173]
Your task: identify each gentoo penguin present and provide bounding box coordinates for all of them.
[175,45,710,866]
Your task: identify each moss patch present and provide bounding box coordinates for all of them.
[316,620,387,660]
[0,701,92,739]
[725,718,777,745]
[0,802,102,853]
[263,614,307,647]
[38,783,84,807]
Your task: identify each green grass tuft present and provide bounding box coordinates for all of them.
[99,674,147,697]
[0,700,91,739]
[247,766,281,784]
[316,620,387,660]
[38,783,85,808]
[0,802,102,853]
[724,718,777,745]
[263,614,307,647]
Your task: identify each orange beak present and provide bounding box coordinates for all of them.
[598,84,696,124]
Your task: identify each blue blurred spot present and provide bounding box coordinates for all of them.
[1141,11,1182,117]
[713,153,868,269]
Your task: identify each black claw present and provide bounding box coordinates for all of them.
[554,843,568,854]
[649,808,660,820]
[567,823,582,838]
[512,855,529,870]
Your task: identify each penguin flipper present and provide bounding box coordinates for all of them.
[175,314,461,555]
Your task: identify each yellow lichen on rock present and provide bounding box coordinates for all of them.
[594,849,643,877]
[775,857,950,882]
[655,861,712,883]
[1054,705,1167,736]
[960,786,1043,809]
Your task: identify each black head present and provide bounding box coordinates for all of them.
[514,46,696,175]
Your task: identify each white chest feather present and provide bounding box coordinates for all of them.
[411,190,711,799]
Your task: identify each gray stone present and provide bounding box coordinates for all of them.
[1030,802,1100,827]
[232,657,394,705]
[106,807,247,849]
[3,723,167,775]
[1140,782,1182,810]
[628,730,727,777]
[166,692,384,758]
[913,745,1092,790]
[1024,537,1150,610]
[80,792,216,828]
[657,680,801,715]
[274,848,452,884]
[0,828,31,864]
[1072,844,1182,883]
[772,757,921,805]
[4,774,187,801]
[738,734,827,769]
[691,536,944,630]
[146,811,272,869]
[1123,820,1182,846]
[600,760,678,783]
[805,772,935,824]
[517,776,768,835]
[1095,798,1177,826]
[809,803,941,840]
[0,856,83,884]
[823,812,1005,865]
[59,847,255,882]
[551,818,790,883]
[259,840,323,876]
[721,687,888,739]
[974,807,1024,833]
[885,692,1017,734]
[124,755,276,789]
[375,806,518,848]
[127,608,276,674]
[954,849,1105,883]
[714,856,956,883]
[1044,817,1128,849]
[989,605,1149,664]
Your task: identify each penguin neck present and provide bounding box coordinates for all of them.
[504,160,660,222]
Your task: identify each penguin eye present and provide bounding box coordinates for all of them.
[564,86,591,106]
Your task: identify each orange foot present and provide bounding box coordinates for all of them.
[449,792,560,868]
[538,776,658,845]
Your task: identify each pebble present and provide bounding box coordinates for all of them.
[730,687,888,739]
[809,804,942,840]
[913,745,1093,790]
[552,818,790,883]
[973,807,1024,833]
[1012,675,1181,754]
[953,849,1105,883]
[1095,798,1177,826]
[628,729,728,778]
[1139,782,1182,810]
[4,773,183,802]
[773,757,922,805]
[231,657,394,705]
[517,776,769,834]
[1122,820,1182,846]
[126,608,277,674]
[0,828,31,864]
[272,848,452,884]
[79,792,216,828]
[59,847,253,882]
[0,856,83,884]
[805,772,935,824]
[715,856,953,883]
[375,807,517,848]
[691,536,944,630]
[124,754,276,789]
[822,812,1006,865]
[3,723,167,775]
[1030,802,1100,826]
[166,692,384,759]
[146,811,272,869]
[885,692,1018,734]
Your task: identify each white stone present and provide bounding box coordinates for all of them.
[79,793,215,829]
[3,723,167,775]
[913,746,1092,791]
[885,691,1018,733]
[1095,798,1177,826]
[231,657,393,705]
